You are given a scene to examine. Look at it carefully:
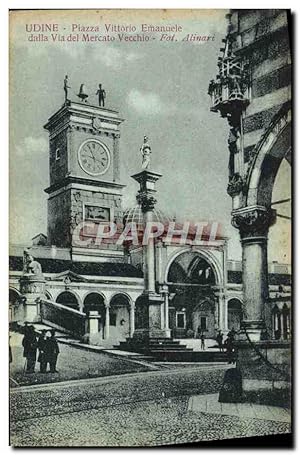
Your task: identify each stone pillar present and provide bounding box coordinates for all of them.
[232,206,276,341]
[161,285,171,336]
[224,299,228,331]
[280,313,284,340]
[19,274,46,323]
[217,292,226,331]
[131,168,170,340]
[164,292,169,331]
[88,310,100,335]
[113,133,120,182]
[104,305,110,339]
[129,302,135,337]
[144,209,156,293]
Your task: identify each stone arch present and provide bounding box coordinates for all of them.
[164,247,223,286]
[9,288,23,323]
[45,290,53,300]
[227,298,243,332]
[9,288,21,305]
[192,298,216,338]
[109,293,131,339]
[109,292,132,306]
[56,291,80,310]
[246,105,291,208]
[194,298,215,313]
[83,292,106,315]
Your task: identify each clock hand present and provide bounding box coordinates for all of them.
[85,153,95,162]
[87,144,96,160]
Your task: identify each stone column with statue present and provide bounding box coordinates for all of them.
[131,137,171,341]
[19,250,46,323]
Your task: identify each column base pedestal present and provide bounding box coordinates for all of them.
[19,274,45,323]
[239,320,266,342]
[132,328,171,342]
[23,301,42,323]
[133,292,171,342]
[219,339,291,407]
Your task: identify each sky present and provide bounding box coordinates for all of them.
[9,10,291,262]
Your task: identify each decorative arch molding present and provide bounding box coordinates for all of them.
[56,289,82,307]
[9,287,21,297]
[227,296,245,317]
[9,288,21,304]
[246,104,292,208]
[193,298,216,313]
[164,247,223,286]
[44,290,54,300]
[227,296,243,306]
[82,290,107,306]
[109,292,132,306]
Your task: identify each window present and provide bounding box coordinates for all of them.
[200,317,207,330]
[176,312,186,329]
[110,313,117,326]
[84,205,110,222]
[55,148,61,160]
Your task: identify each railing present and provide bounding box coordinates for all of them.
[39,298,86,338]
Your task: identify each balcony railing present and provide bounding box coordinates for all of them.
[208,55,250,118]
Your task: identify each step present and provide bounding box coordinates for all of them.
[149,340,181,345]
[148,343,188,348]
[149,348,193,354]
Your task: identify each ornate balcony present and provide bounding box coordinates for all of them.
[208,54,250,120]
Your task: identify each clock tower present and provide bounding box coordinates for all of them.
[44,98,125,261]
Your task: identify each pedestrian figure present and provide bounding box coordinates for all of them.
[22,325,37,373]
[224,336,235,364]
[45,329,60,373]
[200,333,205,350]
[216,330,224,352]
[37,329,48,373]
[96,84,106,107]
[228,328,236,341]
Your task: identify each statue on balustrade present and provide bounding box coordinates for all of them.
[23,250,43,278]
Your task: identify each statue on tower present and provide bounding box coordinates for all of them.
[64,75,70,102]
[96,84,106,107]
[140,136,151,169]
[77,83,89,103]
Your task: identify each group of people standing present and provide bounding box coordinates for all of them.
[22,325,60,374]
[216,329,236,363]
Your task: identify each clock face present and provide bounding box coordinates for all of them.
[78,139,110,176]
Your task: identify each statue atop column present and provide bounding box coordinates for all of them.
[64,75,70,102]
[140,136,151,169]
[96,84,106,107]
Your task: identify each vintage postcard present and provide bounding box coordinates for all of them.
[9,9,292,447]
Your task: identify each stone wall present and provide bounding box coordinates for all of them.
[230,10,291,167]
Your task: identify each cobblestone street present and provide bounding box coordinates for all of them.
[9,332,150,387]
[10,366,291,447]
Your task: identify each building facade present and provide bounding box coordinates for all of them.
[208,9,291,340]
[9,10,292,347]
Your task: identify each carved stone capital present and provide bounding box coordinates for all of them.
[227,173,244,197]
[136,191,157,212]
[232,206,276,239]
